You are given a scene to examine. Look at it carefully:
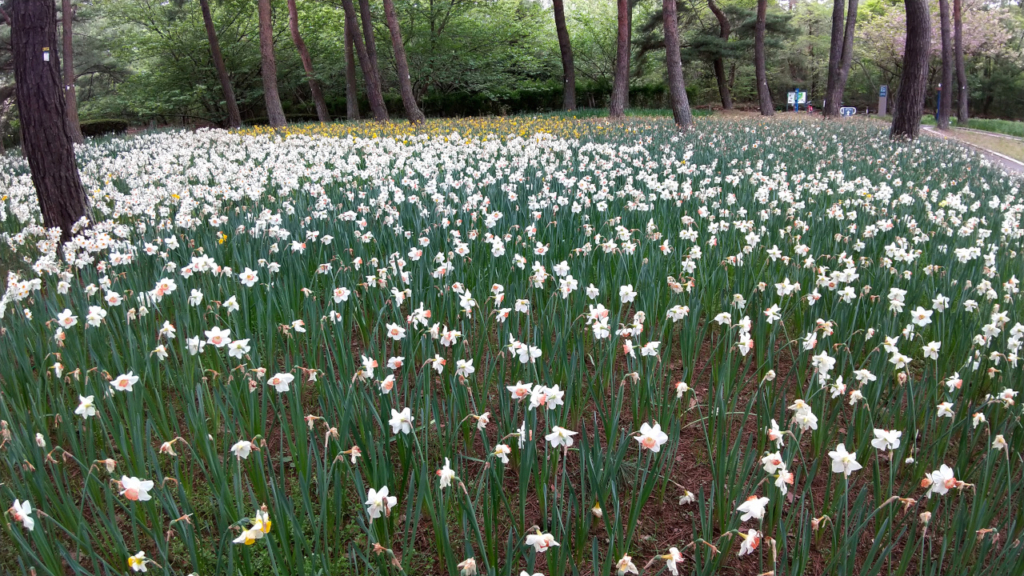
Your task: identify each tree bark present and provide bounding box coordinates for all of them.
[342,0,388,120]
[61,0,82,143]
[553,0,576,111]
[754,0,773,116]
[937,0,952,129]
[382,0,424,122]
[199,0,242,128]
[344,12,360,121]
[0,97,12,154]
[824,0,859,117]
[708,0,732,110]
[836,0,858,102]
[287,0,329,122]
[891,0,930,139]
[663,0,692,129]
[610,0,630,118]
[954,0,967,123]
[257,0,287,127]
[12,0,90,243]
[358,0,379,75]
[823,0,845,116]
[625,0,635,109]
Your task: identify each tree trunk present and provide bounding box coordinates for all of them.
[954,0,967,124]
[12,0,90,243]
[199,0,242,128]
[257,0,287,127]
[342,0,388,120]
[287,0,329,122]
[891,0,930,139]
[836,0,859,102]
[824,0,859,116]
[822,0,845,116]
[937,0,952,129]
[981,56,993,115]
[754,0,773,116]
[358,0,379,75]
[610,0,630,118]
[359,0,388,117]
[808,20,817,100]
[61,0,82,143]
[663,0,693,129]
[626,0,635,109]
[708,0,732,109]
[553,0,576,111]
[344,13,360,121]
[382,0,424,122]
[0,98,11,154]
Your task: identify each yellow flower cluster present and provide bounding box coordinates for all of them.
[234,115,675,142]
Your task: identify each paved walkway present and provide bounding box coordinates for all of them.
[923,125,1024,176]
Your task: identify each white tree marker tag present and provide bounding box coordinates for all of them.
[42,47,50,61]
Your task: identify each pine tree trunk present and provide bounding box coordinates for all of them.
[358,0,379,73]
[937,0,952,129]
[553,0,576,111]
[358,0,387,117]
[344,14,360,121]
[891,0,930,139]
[708,0,732,110]
[257,0,287,127]
[287,0,329,122]
[342,0,388,120]
[199,0,242,128]
[61,0,82,143]
[663,0,692,129]
[625,0,635,109]
[754,0,773,116]
[610,0,630,118]
[382,0,424,122]
[835,0,859,108]
[12,0,90,243]
[0,98,12,154]
[823,0,845,117]
[823,0,856,114]
[954,0,967,123]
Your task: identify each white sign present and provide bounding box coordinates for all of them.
[787,92,807,105]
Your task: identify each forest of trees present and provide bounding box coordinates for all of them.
[0,0,1021,136]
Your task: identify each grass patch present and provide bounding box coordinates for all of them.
[958,118,1024,138]
[875,115,1024,139]
[950,129,1024,163]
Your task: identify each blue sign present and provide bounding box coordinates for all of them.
[879,85,888,97]
[840,107,857,117]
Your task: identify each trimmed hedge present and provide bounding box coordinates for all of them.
[271,83,697,124]
[415,83,693,118]
[80,119,129,137]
